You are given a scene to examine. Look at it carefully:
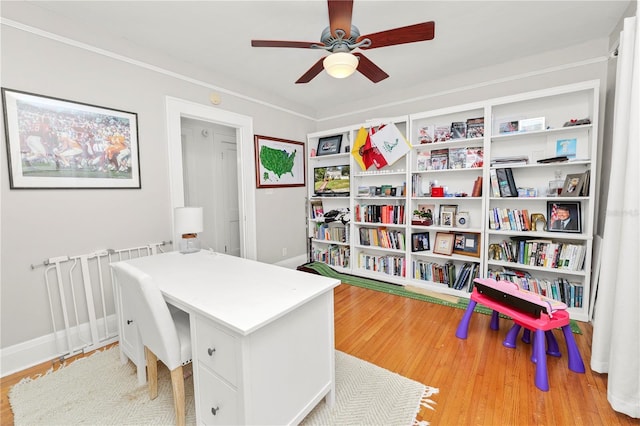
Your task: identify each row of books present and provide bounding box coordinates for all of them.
[488,269,584,308]
[359,227,406,250]
[313,223,349,243]
[488,208,532,231]
[412,260,480,291]
[416,147,484,171]
[494,239,586,271]
[417,117,485,144]
[355,204,406,225]
[311,245,350,269]
[358,253,406,278]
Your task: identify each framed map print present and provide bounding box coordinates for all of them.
[254,135,305,188]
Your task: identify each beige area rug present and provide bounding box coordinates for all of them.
[10,347,438,425]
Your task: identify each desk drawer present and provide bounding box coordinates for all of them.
[195,316,238,385]
[197,365,238,425]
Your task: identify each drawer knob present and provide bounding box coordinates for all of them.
[211,406,220,416]
[126,319,134,325]
[207,347,216,356]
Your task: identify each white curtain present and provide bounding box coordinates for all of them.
[591,15,640,419]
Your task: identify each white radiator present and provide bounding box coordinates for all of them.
[33,241,170,360]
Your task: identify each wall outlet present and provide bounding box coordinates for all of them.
[282,247,287,257]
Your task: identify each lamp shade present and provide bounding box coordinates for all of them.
[174,207,203,235]
[323,52,359,79]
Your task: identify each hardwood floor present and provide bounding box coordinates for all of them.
[2,284,637,425]
[333,284,637,425]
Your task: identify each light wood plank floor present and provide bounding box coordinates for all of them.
[2,284,637,425]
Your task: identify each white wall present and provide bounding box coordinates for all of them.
[0,24,315,351]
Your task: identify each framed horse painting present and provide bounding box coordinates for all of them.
[2,88,140,189]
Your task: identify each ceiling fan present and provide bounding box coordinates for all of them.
[251,0,435,84]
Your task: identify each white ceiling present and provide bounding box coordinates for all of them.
[1,1,632,119]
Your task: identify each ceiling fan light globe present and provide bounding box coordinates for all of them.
[323,52,358,78]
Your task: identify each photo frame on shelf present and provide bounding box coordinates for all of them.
[316,135,343,156]
[560,173,585,196]
[254,135,305,188]
[547,202,582,233]
[2,88,141,189]
[411,232,430,252]
[433,232,455,255]
[441,211,454,227]
[412,203,435,226]
[452,232,481,257]
[439,204,457,226]
[518,117,545,133]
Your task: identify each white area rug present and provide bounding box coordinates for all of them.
[9,347,438,425]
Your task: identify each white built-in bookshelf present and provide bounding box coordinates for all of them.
[306,80,599,322]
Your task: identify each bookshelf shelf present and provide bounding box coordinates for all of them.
[306,80,599,321]
[312,239,350,246]
[491,124,592,142]
[487,260,588,277]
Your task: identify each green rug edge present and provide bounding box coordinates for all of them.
[298,261,581,334]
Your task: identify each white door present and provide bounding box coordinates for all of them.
[219,136,241,256]
[181,118,240,256]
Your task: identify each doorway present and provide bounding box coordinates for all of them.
[166,97,257,260]
[181,118,240,256]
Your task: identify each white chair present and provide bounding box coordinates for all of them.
[112,263,192,426]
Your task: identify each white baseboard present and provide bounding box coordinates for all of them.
[274,254,308,269]
[0,315,118,377]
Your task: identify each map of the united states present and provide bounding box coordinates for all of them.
[259,145,296,180]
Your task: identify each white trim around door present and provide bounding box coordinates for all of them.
[165,96,257,260]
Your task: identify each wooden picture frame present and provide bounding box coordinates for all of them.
[560,173,584,196]
[547,202,582,233]
[316,135,343,156]
[411,232,430,252]
[453,232,481,257]
[441,211,454,227]
[433,232,455,255]
[2,88,141,189]
[254,135,305,188]
[439,204,457,226]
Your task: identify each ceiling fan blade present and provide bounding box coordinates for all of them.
[353,52,389,83]
[251,40,319,49]
[358,21,435,49]
[328,0,354,38]
[296,57,327,84]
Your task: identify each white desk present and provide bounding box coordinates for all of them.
[112,250,340,425]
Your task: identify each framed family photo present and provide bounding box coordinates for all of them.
[2,88,140,189]
[411,232,430,252]
[254,135,305,188]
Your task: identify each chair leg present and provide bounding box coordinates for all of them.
[503,323,521,348]
[170,366,186,426]
[533,329,549,391]
[490,310,500,330]
[145,347,159,400]
[455,300,477,339]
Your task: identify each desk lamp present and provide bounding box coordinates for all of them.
[175,207,203,254]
